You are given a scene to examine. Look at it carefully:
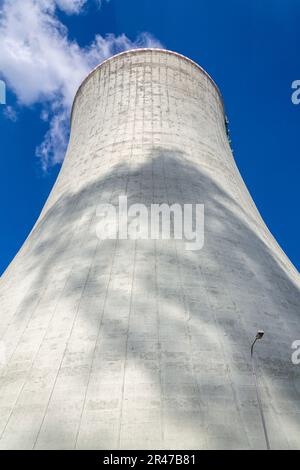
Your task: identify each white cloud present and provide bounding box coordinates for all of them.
[55,0,88,14]
[3,105,18,122]
[55,0,109,14]
[36,107,69,170]
[0,0,162,170]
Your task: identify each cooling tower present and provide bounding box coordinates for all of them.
[0,49,299,450]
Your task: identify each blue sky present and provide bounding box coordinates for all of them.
[0,0,299,274]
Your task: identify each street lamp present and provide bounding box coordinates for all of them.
[250,330,270,450]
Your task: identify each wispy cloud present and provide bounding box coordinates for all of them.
[55,0,90,14]
[0,0,163,171]
[3,105,18,122]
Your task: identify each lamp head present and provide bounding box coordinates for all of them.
[256,330,264,340]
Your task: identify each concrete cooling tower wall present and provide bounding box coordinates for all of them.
[0,49,299,449]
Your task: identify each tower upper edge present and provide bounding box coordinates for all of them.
[70,48,225,123]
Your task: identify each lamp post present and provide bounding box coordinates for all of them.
[250,330,270,450]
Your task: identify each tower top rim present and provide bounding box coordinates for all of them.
[71,48,225,122]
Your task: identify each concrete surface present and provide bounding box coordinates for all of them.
[0,49,299,449]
